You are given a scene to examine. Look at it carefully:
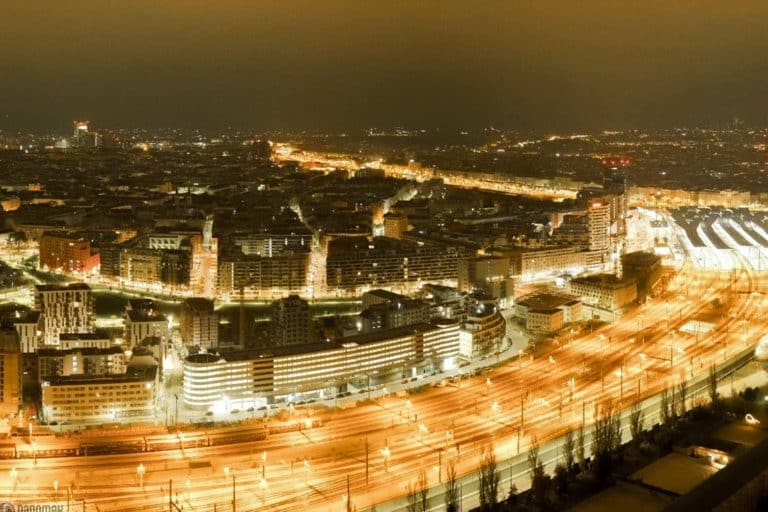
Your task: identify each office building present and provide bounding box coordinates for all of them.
[514,293,583,334]
[383,214,409,239]
[0,328,21,417]
[182,320,460,410]
[568,274,638,311]
[98,243,122,278]
[119,239,192,289]
[362,289,406,309]
[587,198,611,252]
[58,332,113,350]
[38,346,126,380]
[39,232,100,275]
[217,250,309,299]
[460,297,507,358]
[124,304,168,350]
[358,298,433,333]
[41,362,157,424]
[232,232,311,257]
[180,298,218,348]
[458,256,514,308]
[497,246,587,281]
[326,236,466,292]
[35,283,94,346]
[7,310,41,353]
[270,295,312,346]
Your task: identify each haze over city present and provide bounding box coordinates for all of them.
[3,1,768,131]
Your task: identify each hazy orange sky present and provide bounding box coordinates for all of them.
[1,1,767,131]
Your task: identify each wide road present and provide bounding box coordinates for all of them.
[272,144,579,200]
[1,266,764,512]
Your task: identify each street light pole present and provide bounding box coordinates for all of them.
[438,448,443,483]
[137,464,145,490]
[261,451,267,479]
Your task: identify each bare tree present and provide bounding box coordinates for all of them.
[479,444,500,509]
[417,469,428,512]
[660,388,671,425]
[576,426,585,470]
[445,459,459,512]
[629,402,644,442]
[562,429,575,472]
[677,381,687,416]
[708,365,719,406]
[528,437,550,505]
[405,471,427,512]
[592,401,621,481]
[406,480,420,512]
[670,386,677,420]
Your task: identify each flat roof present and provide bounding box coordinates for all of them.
[516,292,577,310]
[35,283,91,292]
[665,437,768,511]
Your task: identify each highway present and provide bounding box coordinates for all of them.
[1,266,765,512]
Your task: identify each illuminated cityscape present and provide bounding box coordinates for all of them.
[3,2,768,512]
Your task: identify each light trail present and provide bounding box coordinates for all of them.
[0,266,763,512]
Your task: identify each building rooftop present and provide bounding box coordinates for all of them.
[126,309,167,323]
[59,331,111,341]
[45,366,156,386]
[665,437,768,512]
[35,282,91,292]
[188,319,460,363]
[516,292,578,310]
[364,289,407,303]
[571,273,637,288]
[37,346,124,357]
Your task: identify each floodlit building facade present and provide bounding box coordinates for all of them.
[182,320,460,410]
[35,283,94,346]
[0,328,21,417]
[41,365,158,424]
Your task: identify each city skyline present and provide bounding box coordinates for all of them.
[3,3,768,512]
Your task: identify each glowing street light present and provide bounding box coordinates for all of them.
[9,466,18,494]
[223,465,230,480]
[136,464,145,489]
[380,446,392,471]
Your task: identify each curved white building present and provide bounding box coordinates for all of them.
[755,334,768,362]
[183,320,460,410]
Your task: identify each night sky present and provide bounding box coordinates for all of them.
[2,1,768,131]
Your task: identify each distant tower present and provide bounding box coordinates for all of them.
[586,199,611,253]
[202,215,214,251]
[72,121,90,147]
[601,157,629,238]
[73,120,89,139]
